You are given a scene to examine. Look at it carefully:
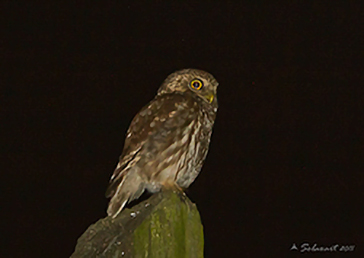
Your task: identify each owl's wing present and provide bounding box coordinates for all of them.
[105,93,198,198]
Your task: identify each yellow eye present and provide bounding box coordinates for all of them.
[190,79,204,90]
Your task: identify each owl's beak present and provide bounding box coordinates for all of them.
[206,93,214,103]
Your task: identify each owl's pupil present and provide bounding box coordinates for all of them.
[193,82,200,88]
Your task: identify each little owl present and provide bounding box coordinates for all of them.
[106,69,218,218]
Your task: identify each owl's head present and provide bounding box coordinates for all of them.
[157,69,218,109]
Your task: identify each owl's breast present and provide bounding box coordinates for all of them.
[139,95,216,191]
[175,106,216,188]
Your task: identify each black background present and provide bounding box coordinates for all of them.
[2,2,363,257]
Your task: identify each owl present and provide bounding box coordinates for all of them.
[106,69,218,218]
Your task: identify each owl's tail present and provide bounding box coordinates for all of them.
[107,172,145,218]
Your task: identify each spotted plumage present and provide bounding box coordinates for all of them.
[106,69,218,218]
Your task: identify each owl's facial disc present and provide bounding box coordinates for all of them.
[188,78,215,104]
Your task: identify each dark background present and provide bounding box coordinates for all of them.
[2,2,363,257]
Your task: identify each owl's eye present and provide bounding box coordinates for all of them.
[190,79,204,90]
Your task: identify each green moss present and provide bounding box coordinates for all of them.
[133,191,203,258]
